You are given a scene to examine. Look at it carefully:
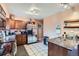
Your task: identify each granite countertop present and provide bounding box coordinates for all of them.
[48,37,78,51]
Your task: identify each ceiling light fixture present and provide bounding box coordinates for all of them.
[60,3,71,9]
[25,4,40,16]
[29,7,40,15]
[59,3,75,11]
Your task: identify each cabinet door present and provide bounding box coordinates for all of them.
[16,35,21,46]
[21,35,26,45]
[48,42,68,56]
[16,35,26,46]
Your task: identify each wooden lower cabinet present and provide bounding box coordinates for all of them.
[16,34,26,46]
[48,42,69,56]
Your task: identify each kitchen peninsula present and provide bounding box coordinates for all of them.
[48,37,78,56]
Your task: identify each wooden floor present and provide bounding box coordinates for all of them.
[16,45,29,56]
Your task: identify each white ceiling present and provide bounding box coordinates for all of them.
[6,3,72,19]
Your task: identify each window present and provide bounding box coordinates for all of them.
[56,25,61,34]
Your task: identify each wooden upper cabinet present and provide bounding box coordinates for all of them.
[0,5,6,29]
[6,19,26,29]
[6,19,15,29]
[9,20,15,29]
[14,20,26,29]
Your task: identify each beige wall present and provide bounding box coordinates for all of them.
[44,4,79,39]
[43,9,73,39]
[63,4,79,35]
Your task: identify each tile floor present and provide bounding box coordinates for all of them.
[24,42,48,56]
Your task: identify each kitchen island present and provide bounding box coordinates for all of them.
[48,37,77,56]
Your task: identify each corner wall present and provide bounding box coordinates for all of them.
[43,9,73,39]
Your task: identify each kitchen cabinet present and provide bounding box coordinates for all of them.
[6,19,15,29]
[0,5,6,30]
[15,20,26,29]
[36,20,43,42]
[6,19,26,29]
[48,42,69,56]
[16,34,26,46]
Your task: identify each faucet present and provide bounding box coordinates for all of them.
[62,34,66,41]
